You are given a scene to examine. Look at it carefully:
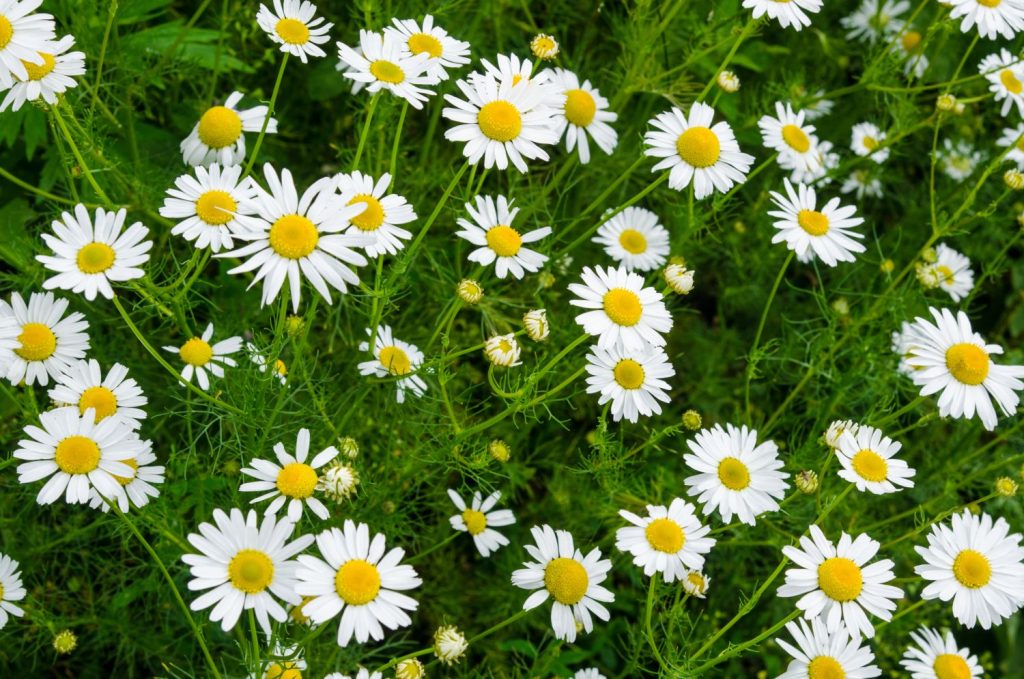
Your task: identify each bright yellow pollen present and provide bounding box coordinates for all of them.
[113,458,139,486]
[79,386,118,421]
[269,214,319,259]
[485,225,523,257]
[370,59,406,84]
[407,32,443,58]
[952,549,992,588]
[179,338,213,367]
[197,106,243,149]
[1000,68,1022,95]
[335,559,381,605]
[276,462,318,499]
[613,359,646,389]
[544,557,589,605]
[228,549,275,593]
[275,17,310,45]
[781,124,811,153]
[348,194,386,231]
[54,435,101,475]
[717,457,751,490]
[274,359,288,376]
[15,322,57,361]
[462,508,487,535]
[618,229,647,254]
[807,656,845,679]
[602,288,643,326]
[797,209,830,236]
[265,662,302,679]
[945,343,989,385]
[933,654,971,679]
[851,449,888,483]
[0,16,11,50]
[676,127,721,168]
[817,557,863,602]
[901,31,922,52]
[645,518,684,553]
[76,242,116,274]
[862,136,879,151]
[195,190,237,225]
[379,345,412,376]
[564,89,597,127]
[21,53,56,81]
[977,0,1001,7]
[478,101,522,142]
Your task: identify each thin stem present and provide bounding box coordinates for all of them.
[745,251,794,417]
[0,166,95,206]
[352,91,381,172]
[556,172,667,257]
[388,101,409,187]
[407,532,459,563]
[395,162,469,274]
[249,609,261,675]
[687,610,800,676]
[50,105,113,205]
[242,53,289,178]
[698,18,756,102]
[645,578,668,671]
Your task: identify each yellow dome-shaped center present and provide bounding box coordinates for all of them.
[195,190,237,225]
[180,337,213,367]
[676,127,721,168]
[818,557,863,602]
[1001,68,1023,95]
[862,135,879,151]
[276,462,318,499]
[478,101,522,142]
[408,32,443,58]
[462,508,487,535]
[79,386,118,421]
[797,209,830,236]
[485,225,523,257]
[197,106,243,149]
[564,89,597,127]
[265,662,302,679]
[348,194,386,231]
[335,559,381,605]
[379,345,412,375]
[602,288,643,326]
[113,458,139,486]
[77,242,116,274]
[945,343,989,385]
[901,30,922,52]
[228,549,275,593]
[15,322,57,361]
[645,517,684,553]
[275,17,309,45]
[717,457,751,490]
[807,656,845,679]
[544,557,589,604]
[618,228,647,254]
[933,653,971,679]
[54,435,101,475]
[613,358,646,389]
[0,16,13,49]
[22,52,56,81]
[269,214,319,259]
[781,124,811,153]
[952,549,991,588]
[370,59,405,84]
[851,449,888,483]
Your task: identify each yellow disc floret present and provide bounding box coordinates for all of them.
[485,225,523,257]
[79,386,118,421]
[807,656,845,679]
[952,549,991,588]
[717,457,751,490]
[933,654,971,679]
[335,559,381,605]
[945,343,989,385]
[179,338,213,367]
[462,509,487,535]
[269,214,319,259]
[15,322,57,361]
[265,661,302,679]
[228,549,275,593]
[602,288,643,326]
[348,194,386,231]
[197,106,243,149]
[613,359,646,389]
[478,101,522,142]
[797,209,830,236]
[379,345,412,375]
[618,229,647,254]
[54,435,101,475]
[0,16,13,50]
[676,127,721,168]
[370,60,406,84]
[276,462,318,499]
[544,557,589,605]
[22,53,56,81]
[817,557,863,602]
[113,458,139,486]
[564,89,597,127]
[195,190,237,225]
[1002,69,1023,94]
[76,242,116,274]
[781,124,811,153]
[275,17,310,45]
[851,449,888,483]
[407,33,443,58]
[645,518,684,553]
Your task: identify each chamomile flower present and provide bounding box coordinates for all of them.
[594,207,670,272]
[778,525,902,640]
[0,33,84,111]
[573,670,605,679]
[37,205,151,301]
[510,525,614,643]
[644,103,754,199]
[776,618,881,679]
[743,0,822,30]
[0,553,25,630]
[548,68,618,164]
[615,498,715,583]
[584,343,675,423]
[475,53,554,95]
[945,0,1024,40]
[682,570,710,598]
[0,291,89,387]
[447,489,516,557]
[433,624,468,665]
[87,445,164,513]
[758,102,821,174]
[162,323,242,391]
[914,510,1024,629]
[337,30,437,109]
[385,15,470,82]
[683,423,790,526]
[245,342,288,384]
[835,425,916,494]
[240,428,339,521]
[455,195,551,279]
[523,309,549,341]
[850,122,889,163]
[997,123,1024,167]
[663,262,695,295]
[295,520,421,646]
[317,462,359,503]
[183,508,313,634]
[823,419,861,449]
[841,169,884,199]
[48,359,147,428]
[784,140,840,186]
[900,627,982,679]
[484,333,522,367]
[335,171,416,257]
[937,138,983,182]
[892,320,928,377]
[980,49,1024,116]
[218,164,370,312]
[180,91,278,167]
[256,0,332,63]
[357,325,427,403]
[899,30,929,79]
[768,179,866,266]
[569,265,673,351]
[904,307,1024,431]
[0,0,55,89]
[921,243,974,301]
[160,164,258,253]
[841,0,909,43]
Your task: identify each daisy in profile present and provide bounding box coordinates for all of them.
[510,525,614,643]
[840,0,909,43]
[0,553,25,630]
[823,419,861,449]
[900,627,982,679]
[385,15,470,82]
[13,406,140,506]
[980,49,1024,117]
[88,445,164,513]
[937,138,983,182]
[904,307,1024,431]
[295,520,421,646]
[241,428,339,521]
[0,34,85,111]
[245,342,288,384]
[357,325,427,403]
[159,164,258,253]
[776,618,881,679]
[256,0,332,62]
[48,359,147,428]
[768,179,866,266]
[682,570,710,598]
[841,169,883,199]
[337,30,437,109]
[218,164,370,312]
[758,102,821,174]
[644,103,754,199]
[37,205,151,301]
[584,343,675,423]
[180,91,278,167]
[162,323,242,391]
[548,68,618,164]
[914,510,1024,629]
[455,195,551,279]
[918,243,974,301]
[484,333,522,367]
[0,0,55,89]
[615,498,715,583]
[523,308,549,342]
[317,461,359,503]
[851,122,890,163]
[0,291,89,386]
[742,0,822,30]
[778,525,902,639]
[683,423,789,526]
[996,122,1024,167]
[183,508,313,634]
[335,171,416,257]
[569,265,672,351]
[835,425,915,495]
[573,670,605,679]
[946,0,1024,40]
[447,488,516,557]
[594,207,670,272]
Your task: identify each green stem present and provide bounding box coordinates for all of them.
[687,610,800,676]
[698,18,756,102]
[352,91,381,171]
[242,53,289,178]
[249,609,261,674]
[745,251,794,417]
[50,105,113,205]
[407,531,459,563]
[395,162,469,275]
[645,578,669,671]
[556,172,667,257]
[388,101,409,186]
[0,166,97,207]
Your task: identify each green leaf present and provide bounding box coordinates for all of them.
[0,199,38,272]
[121,21,255,74]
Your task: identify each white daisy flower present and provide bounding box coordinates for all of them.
[996,122,1024,167]
[784,140,840,187]
[0,33,84,111]
[594,207,670,272]
[37,204,152,301]
[335,171,416,257]
[683,423,790,526]
[357,325,427,403]
[742,0,822,30]
[87,445,164,513]
[548,68,618,164]
[616,498,715,583]
[295,520,421,647]
[162,322,242,391]
[802,92,834,122]
[0,553,26,630]
[317,461,359,503]
[758,101,821,174]
[945,0,1024,40]
[900,627,983,679]
[899,30,929,79]
[937,138,983,182]
[48,359,147,428]
[850,122,890,163]
[218,164,370,313]
[841,0,910,43]
[473,53,557,99]
[337,30,437,109]
[980,49,1024,117]
[777,525,903,640]
[768,179,866,266]
[245,341,288,384]
[914,509,1024,629]
[663,262,695,295]
[904,307,1024,431]
[240,428,339,522]
[823,419,861,449]
[510,525,614,643]
[0,0,55,89]
[335,42,368,94]
[256,0,332,63]
[447,489,516,557]
[841,169,884,200]
[835,425,915,495]
[159,164,258,253]
[180,91,278,167]
[569,265,673,351]
[644,103,754,199]
[484,333,522,367]
[921,243,974,302]
[455,195,551,279]
[682,570,711,598]
[776,617,881,679]
[183,508,313,634]
[523,308,549,341]
[385,15,470,82]
[0,291,89,387]
[584,343,675,423]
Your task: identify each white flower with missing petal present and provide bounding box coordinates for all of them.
[357,325,427,403]
[256,0,333,62]
[456,195,551,279]
[448,489,516,557]
[241,428,339,521]
[180,91,278,167]
[162,322,242,391]
[385,15,470,82]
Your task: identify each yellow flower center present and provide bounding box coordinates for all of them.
[290,595,315,624]
[79,386,118,421]
[379,345,412,376]
[1000,68,1022,95]
[462,508,487,535]
[76,242,116,274]
[817,557,863,602]
[197,106,243,149]
[797,209,830,236]
[275,17,310,45]
[485,225,523,257]
[113,458,139,486]
[613,359,646,390]
[952,549,992,588]
[544,557,589,605]
[195,190,237,225]
[862,135,879,151]
[54,435,101,475]
[334,559,381,605]
[265,662,302,679]
[179,337,214,367]
[0,16,11,50]
[347,194,386,231]
[936,265,955,285]
[686,571,706,591]
[675,127,721,168]
[21,53,56,81]
[618,228,647,254]
[0,584,3,600]
[645,517,684,553]
[407,32,443,58]
[532,35,557,55]
[717,457,751,490]
[781,124,811,153]
[370,59,406,84]
[945,343,989,385]
[602,288,643,326]
[933,654,971,679]
[269,214,319,259]
[564,89,597,127]
[807,656,845,679]
[228,549,275,594]
[901,31,922,52]
[977,0,1001,7]
[15,322,57,361]
[851,449,888,483]
[478,101,522,142]
[274,359,288,376]
[276,462,318,499]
